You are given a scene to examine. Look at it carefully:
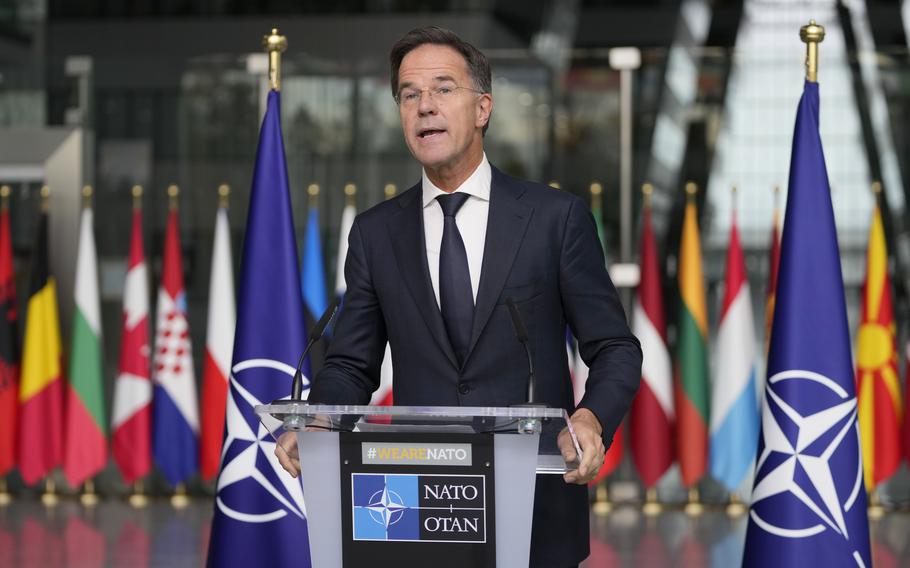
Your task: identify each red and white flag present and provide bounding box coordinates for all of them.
[630,203,674,488]
[111,206,152,484]
[200,203,235,481]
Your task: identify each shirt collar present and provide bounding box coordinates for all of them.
[421,153,491,208]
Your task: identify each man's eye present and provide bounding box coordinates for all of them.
[403,92,420,101]
[436,87,453,95]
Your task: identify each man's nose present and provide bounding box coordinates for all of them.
[417,90,438,115]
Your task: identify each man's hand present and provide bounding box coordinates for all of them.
[558,408,605,485]
[275,431,301,478]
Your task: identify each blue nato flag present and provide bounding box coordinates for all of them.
[206,90,312,567]
[742,81,871,567]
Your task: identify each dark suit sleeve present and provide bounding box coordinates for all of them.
[307,218,385,405]
[559,197,642,443]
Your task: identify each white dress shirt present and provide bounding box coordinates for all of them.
[422,154,491,308]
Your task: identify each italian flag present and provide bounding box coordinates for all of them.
[63,203,107,487]
[674,192,709,487]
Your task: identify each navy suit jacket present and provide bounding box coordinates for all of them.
[309,166,642,567]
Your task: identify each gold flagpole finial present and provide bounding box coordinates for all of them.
[308,183,319,207]
[685,181,697,202]
[132,185,143,210]
[871,180,882,195]
[642,182,653,208]
[384,183,397,199]
[167,184,179,211]
[218,183,230,208]
[263,28,288,92]
[590,181,603,210]
[800,20,825,83]
[0,185,9,211]
[548,180,561,190]
[40,185,50,212]
[344,183,357,205]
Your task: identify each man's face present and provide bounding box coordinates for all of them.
[396,44,492,172]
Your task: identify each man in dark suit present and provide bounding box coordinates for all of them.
[277,26,641,567]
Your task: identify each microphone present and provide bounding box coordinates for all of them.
[289,298,341,401]
[505,298,537,405]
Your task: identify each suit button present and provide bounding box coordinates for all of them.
[458,383,471,395]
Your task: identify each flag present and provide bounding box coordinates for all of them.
[111,205,153,484]
[0,194,19,478]
[765,199,782,355]
[573,188,622,481]
[63,201,107,487]
[905,344,910,466]
[206,89,310,567]
[674,189,709,487]
[200,202,235,481]
[743,80,871,567]
[855,204,901,489]
[709,210,759,492]
[17,207,63,485]
[152,205,199,486]
[630,201,674,488]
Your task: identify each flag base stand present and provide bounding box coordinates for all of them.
[80,479,100,507]
[41,478,59,507]
[725,492,747,517]
[868,490,885,521]
[170,483,190,509]
[642,487,662,516]
[0,478,11,506]
[129,480,149,508]
[684,487,703,517]
[592,483,613,516]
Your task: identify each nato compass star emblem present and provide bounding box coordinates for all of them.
[364,486,408,528]
[216,358,308,523]
[750,370,864,545]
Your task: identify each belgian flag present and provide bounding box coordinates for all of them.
[18,196,64,485]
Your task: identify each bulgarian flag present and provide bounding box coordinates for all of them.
[200,195,235,481]
[63,196,107,487]
[573,182,622,482]
[630,194,674,488]
[856,202,902,489]
[111,199,152,484]
[18,201,64,485]
[0,188,19,478]
[674,186,709,487]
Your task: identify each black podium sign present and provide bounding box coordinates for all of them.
[339,432,496,568]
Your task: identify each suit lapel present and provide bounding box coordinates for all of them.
[388,183,460,369]
[465,168,533,362]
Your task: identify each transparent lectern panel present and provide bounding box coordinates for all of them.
[255,402,582,475]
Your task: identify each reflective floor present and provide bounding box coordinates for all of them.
[0,499,908,567]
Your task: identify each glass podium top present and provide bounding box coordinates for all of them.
[255,402,581,474]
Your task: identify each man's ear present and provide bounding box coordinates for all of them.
[476,93,493,129]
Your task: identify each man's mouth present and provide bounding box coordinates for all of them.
[418,128,446,139]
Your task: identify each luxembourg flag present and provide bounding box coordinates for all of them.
[152,205,199,486]
[709,210,760,493]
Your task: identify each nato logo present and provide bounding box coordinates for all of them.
[353,474,420,541]
[352,474,485,543]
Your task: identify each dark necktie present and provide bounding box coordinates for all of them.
[436,193,474,365]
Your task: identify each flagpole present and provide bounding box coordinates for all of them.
[129,479,148,508]
[0,186,10,507]
[219,183,230,209]
[308,183,319,209]
[344,183,356,206]
[263,28,287,92]
[38,186,60,508]
[800,20,825,83]
[866,179,887,521]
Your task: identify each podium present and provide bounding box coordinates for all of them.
[256,403,580,568]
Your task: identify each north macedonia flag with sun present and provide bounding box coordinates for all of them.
[856,203,902,490]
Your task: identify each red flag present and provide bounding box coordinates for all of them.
[0,196,19,476]
[111,207,152,484]
[630,204,674,488]
[200,204,235,481]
